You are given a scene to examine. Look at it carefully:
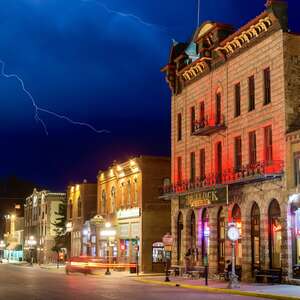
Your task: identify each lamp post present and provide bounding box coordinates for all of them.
[27,236,37,266]
[100,222,116,276]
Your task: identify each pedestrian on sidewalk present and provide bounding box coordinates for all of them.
[224,259,232,281]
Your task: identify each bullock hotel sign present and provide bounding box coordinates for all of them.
[179,188,228,209]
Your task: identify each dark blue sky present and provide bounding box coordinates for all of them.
[0,0,299,191]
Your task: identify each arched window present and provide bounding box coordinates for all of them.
[202,208,209,262]
[268,199,281,268]
[177,212,183,264]
[232,204,242,266]
[133,178,138,206]
[111,187,116,212]
[69,200,73,219]
[77,197,82,217]
[101,190,106,213]
[121,182,125,207]
[251,202,260,271]
[190,211,196,249]
[217,207,226,273]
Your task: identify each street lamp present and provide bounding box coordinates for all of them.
[27,236,37,266]
[100,223,116,275]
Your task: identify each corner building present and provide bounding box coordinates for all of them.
[162,0,300,282]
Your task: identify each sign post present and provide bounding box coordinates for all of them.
[162,233,173,282]
[227,223,240,289]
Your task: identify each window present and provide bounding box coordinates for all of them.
[216,93,222,124]
[264,67,271,105]
[248,75,255,111]
[234,136,242,171]
[121,183,125,206]
[200,149,205,180]
[264,126,273,163]
[127,180,131,206]
[234,83,241,117]
[249,131,257,166]
[190,152,195,182]
[191,106,195,134]
[133,178,138,206]
[111,186,116,212]
[78,198,82,217]
[177,113,182,141]
[216,142,222,183]
[294,153,300,186]
[200,102,205,125]
[177,157,182,183]
[69,201,73,219]
[101,190,106,213]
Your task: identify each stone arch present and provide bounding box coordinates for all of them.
[217,206,226,273]
[176,211,184,264]
[251,201,261,271]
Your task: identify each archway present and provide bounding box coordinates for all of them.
[251,202,260,272]
[268,199,281,268]
[232,204,242,266]
[201,208,209,263]
[177,212,183,264]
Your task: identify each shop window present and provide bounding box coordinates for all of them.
[294,152,300,187]
[190,152,195,183]
[264,67,271,105]
[216,93,222,125]
[177,113,182,141]
[251,202,260,271]
[249,131,257,166]
[268,199,281,269]
[177,212,183,264]
[292,204,300,278]
[217,207,226,273]
[248,75,255,111]
[232,204,242,266]
[234,136,242,172]
[264,126,273,164]
[234,83,241,117]
[200,149,205,181]
[201,208,209,262]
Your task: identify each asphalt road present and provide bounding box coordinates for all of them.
[0,264,269,300]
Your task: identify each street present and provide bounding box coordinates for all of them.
[0,264,271,300]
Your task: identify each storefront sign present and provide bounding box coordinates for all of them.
[179,187,227,208]
[117,208,140,219]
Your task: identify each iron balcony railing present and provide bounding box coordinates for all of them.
[193,113,226,136]
[163,160,284,195]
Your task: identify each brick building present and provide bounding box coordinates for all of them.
[97,156,170,273]
[24,189,66,264]
[66,182,97,257]
[162,0,300,282]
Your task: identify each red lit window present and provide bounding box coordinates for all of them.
[177,157,182,183]
[177,113,182,141]
[234,83,241,117]
[191,106,195,134]
[200,149,205,180]
[264,67,271,105]
[200,102,205,125]
[216,93,222,125]
[264,126,273,163]
[234,136,242,171]
[249,131,257,166]
[248,75,255,111]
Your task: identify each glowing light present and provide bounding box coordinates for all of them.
[130,160,135,167]
[117,165,122,172]
[100,229,116,237]
[105,222,111,228]
[0,60,109,135]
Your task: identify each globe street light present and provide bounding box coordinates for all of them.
[100,223,116,275]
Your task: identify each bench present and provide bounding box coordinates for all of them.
[186,267,206,279]
[255,268,282,284]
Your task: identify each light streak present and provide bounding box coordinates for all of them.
[81,0,167,32]
[0,59,109,135]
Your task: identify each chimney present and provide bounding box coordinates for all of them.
[266,0,288,31]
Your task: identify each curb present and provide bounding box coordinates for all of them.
[135,278,300,300]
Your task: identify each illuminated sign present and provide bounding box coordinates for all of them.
[179,188,227,209]
[117,208,140,219]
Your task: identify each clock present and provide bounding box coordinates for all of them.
[227,225,240,241]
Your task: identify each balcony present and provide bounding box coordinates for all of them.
[162,160,284,196]
[193,114,226,136]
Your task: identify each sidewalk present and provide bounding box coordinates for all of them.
[136,276,300,300]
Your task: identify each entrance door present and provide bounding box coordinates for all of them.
[251,203,260,272]
[177,212,183,264]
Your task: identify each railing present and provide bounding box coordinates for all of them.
[163,160,284,195]
[193,114,226,136]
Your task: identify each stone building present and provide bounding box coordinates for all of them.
[97,156,171,273]
[162,0,300,282]
[24,189,66,264]
[66,182,97,257]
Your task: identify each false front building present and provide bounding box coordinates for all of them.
[162,0,300,282]
[97,156,170,273]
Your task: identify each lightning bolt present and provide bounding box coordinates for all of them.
[0,59,109,135]
[81,0,168,32]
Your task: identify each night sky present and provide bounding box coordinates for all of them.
[0,0,299,191]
